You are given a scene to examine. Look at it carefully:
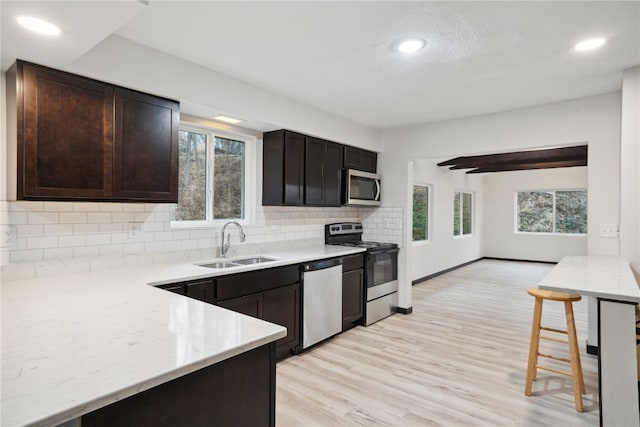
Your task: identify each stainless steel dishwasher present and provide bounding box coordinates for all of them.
[301,258,343,349]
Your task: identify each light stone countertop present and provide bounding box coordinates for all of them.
[1,244,366,427]
[538,255,640,303]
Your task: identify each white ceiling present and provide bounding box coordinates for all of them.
[2,1,639,129]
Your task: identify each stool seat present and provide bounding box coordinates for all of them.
[525,287,585,412]
[527,288,581,302]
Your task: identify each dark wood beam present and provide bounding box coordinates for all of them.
[466,159,587,174]
[437,145,587,168]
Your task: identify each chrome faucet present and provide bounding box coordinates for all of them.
[221,221,246,257]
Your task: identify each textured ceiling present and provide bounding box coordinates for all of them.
[2,1,639,129]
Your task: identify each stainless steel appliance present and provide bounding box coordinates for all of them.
[343,169,381,206]
[325,222,399,325]
[301,258,343,349]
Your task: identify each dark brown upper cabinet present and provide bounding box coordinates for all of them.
[263,130,305,206]
[10,60,179,202]
[344,146,377,173]
[305,137,342,207]
[262,129,377,207]
[113,88,178,201]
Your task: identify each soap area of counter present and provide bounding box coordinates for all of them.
[1,244,364,427]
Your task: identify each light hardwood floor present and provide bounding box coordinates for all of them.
[276,259,599,426]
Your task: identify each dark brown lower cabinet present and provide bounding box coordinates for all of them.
[217,283,300,360]
[218,293,262,318]
[263,283,300,360]
[342,268,364,330]
[82,343,276,427]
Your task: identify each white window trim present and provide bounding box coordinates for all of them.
[513,188,587,235]
[412,182,432,244]
[453,190,474,238]
[171,122,257,228]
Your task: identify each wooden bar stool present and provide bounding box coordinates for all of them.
[525,288,585,412]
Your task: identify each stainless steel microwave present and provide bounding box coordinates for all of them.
[343,169,381,206]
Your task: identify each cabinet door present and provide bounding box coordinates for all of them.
[218,294,262,318]
[262,283,300,360]
[283,132,305,205]
[159,284,185,295]
[305,137,325,205]
[342,269,364,330]
[113,88,179,202]
[305,138,342,207]
[344,146,377,173]
[185,280,215,304]
[324,142,343,206]
[18,61,114,200]
[262,130,285,205]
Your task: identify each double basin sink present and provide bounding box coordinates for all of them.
[197,256,278,269]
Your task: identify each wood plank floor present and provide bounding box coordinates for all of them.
[276,259,599,426]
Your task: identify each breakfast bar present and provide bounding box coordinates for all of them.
[538,255,640,426]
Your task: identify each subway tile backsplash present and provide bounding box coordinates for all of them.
[0,201,402,280]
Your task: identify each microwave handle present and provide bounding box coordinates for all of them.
[374,179,381,201]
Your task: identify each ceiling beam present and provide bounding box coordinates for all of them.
[437,144,588,174]
[466,159,587,174]
[437,145,587,168]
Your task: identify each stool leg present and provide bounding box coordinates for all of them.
[525,297,543,396]
[564,300,584,412]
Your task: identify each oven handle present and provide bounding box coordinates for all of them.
[367,247,399,257]
[374,179,381,201]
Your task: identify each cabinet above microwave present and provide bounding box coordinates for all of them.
[262,129,377,207]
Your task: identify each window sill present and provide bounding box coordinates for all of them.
[412,240,431,247]
[514,232,587,237]
[453,234,473,240]
[170,219,254,229]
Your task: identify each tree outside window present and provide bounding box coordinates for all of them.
[516,190,587,234]
[454,191,473,237]
[412,185,429,241]
[173,126,249,223]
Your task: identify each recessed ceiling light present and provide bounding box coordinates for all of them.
[574,37,606,52]
[396,38,426,54]
[214,115,243,124]
[16,15,62,36]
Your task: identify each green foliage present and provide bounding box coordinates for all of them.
[517,190,587,234]
[173,131,245,222]
[412,186,428,241]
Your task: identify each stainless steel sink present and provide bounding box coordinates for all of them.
[197,261,241,269]
[232,256,278,265]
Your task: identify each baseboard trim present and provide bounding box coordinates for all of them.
[412,258,482,285]
[586,344,599,355]
[482,257,557,265]
[397,307,413,315]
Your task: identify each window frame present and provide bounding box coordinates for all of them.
[412,183,432,244]
[171,122,256,228]
[513,188,587,235]
[453,190,474,238]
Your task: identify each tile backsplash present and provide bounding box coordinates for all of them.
[0,201,402,280]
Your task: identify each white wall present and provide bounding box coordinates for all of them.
[483,167,588,262]
[411,159,484,280]
[68,35,381,152]
[619,67,640,272]
[381,93,621,309]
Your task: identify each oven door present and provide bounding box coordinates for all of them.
[366,248,399,300]
[344,169,381,206]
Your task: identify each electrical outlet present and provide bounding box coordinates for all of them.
[0,225,17,248]
[599,224,619,238]
[128,223,142,239]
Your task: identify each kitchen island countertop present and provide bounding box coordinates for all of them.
[1,244,365,427]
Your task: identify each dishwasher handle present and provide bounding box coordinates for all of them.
[301,258,342,272]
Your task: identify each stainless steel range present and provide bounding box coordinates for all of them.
[325,222,399,325]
